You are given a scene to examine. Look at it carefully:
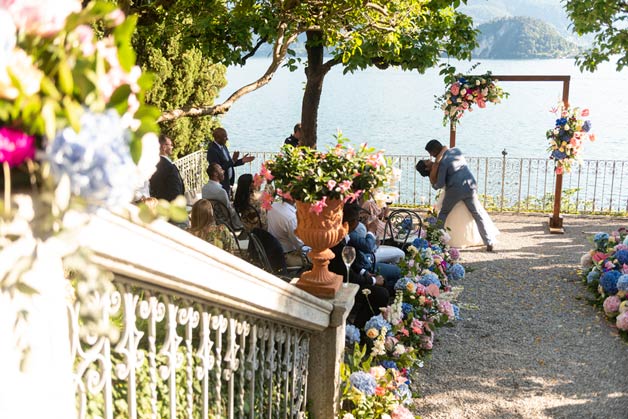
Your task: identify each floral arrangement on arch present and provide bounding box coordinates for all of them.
[580,229,628,339]
[255,135,397,214]
[435,68,508,127]
[546,101,595,174]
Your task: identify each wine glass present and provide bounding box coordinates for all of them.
[341,246,356,287]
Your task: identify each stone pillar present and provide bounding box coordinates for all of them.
[306,284,358,419]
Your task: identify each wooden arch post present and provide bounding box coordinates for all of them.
[449,75,570,234]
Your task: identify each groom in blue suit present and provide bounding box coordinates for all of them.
[206,127,254,197]
[424,139,495,252]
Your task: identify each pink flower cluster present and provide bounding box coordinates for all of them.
[0,127,35,167]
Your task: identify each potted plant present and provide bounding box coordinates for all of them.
[256,136,394,298]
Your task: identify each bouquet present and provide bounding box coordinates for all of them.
[435,70,508,127]
[546,101,595,174]
[255,135,394,214]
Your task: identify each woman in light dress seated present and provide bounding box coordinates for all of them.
[429,147,499,248]
[187,199,237,253]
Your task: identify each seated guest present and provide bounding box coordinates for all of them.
[344,203,402,294]
[361,197,388,240]
[267,197,305,267]
[149,134,185,201]
[202,163,243,230]
[187,199,237,252]
[328,210,389,329]
[233,173,267,231]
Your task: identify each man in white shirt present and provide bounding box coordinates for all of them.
[267,198,304,267]
[202,163,243,230]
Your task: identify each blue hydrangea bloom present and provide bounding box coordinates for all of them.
[616,274,628,292]
[345,324,361,346]
[599,270,621,295]
[430,244,442,253]
[425,216,437,225]
[401,303,413,316]
[615,249,628,265]
[587,270,600,284]
[46,109,137,210]
[556,117,567,126]
[395,383,413,403]
[419,272,441,288]
[394,277,412,291]
[452,304,461,320]
[594,232,609,250]
[552,150,567,160]
[582,120,591,132]
[380,360,398,370]
[412,237,429,249]
[401,217,413,231]
[448,263,465,281]
[364,314,392,335]
[349,371,376,395]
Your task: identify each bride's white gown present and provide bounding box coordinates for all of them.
[435,190,499,248]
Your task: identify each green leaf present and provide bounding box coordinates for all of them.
[58,59,74,96]
[129,137,142,164]
[107,84,132,115]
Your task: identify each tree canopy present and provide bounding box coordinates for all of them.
[563,0,628,71]
[158,0,479,147]
[115,0,228,157]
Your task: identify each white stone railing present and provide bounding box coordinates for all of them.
[68,209,355,419]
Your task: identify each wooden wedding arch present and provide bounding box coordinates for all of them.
[448,75,571,233]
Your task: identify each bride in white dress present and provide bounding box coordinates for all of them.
[429,148,499,249]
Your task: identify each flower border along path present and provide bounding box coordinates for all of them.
[338,216,466,419]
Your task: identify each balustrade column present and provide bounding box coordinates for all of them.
[305,284,358,419]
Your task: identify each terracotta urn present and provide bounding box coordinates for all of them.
[294,199,347,298]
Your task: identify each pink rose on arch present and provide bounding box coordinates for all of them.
[450,82,460,96]
[0,127,35,167]
[580,108,590,117]
[477,98,487,108]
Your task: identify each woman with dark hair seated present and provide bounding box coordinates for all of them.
[187,199,237,253]
[233,173,267,231]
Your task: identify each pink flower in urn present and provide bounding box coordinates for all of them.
[343,189,363,204]
[260,191,274,211]
[616,312,628,331]
[259,163,274,181]
[326,179,337,191]
[477,98,486,108]
[253,174,264,189]
[0,127,35,167]
[603,295,621,315]
[338,180,353,193]
[450,82,460,96]
[310,196,328,215]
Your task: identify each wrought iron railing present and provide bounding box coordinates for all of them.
[176,150,628,215]
[72,211,334,419]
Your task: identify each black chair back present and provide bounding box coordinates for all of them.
[248,228,288,275]
[382,209,423,249]
[208,199,238,231]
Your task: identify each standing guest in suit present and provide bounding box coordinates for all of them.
[149,134,184,201]
[283,123,302,147]
[202,163,243,230]
[207,127,254,197]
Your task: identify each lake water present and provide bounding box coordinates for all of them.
[217,58,628,160]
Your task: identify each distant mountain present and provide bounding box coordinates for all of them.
[473,16,580,59]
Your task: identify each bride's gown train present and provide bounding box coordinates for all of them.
[435,190,499,248]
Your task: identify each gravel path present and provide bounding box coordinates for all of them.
[413,213,628,419]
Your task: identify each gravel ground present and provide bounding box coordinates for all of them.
[412,213,628,419]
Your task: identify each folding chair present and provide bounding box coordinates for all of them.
[381,209,423,249]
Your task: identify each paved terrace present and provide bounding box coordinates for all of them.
[413,213,628,419]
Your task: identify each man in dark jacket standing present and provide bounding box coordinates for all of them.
[149,135,185,201]
[207,127,254,197]
[284,123,302,147]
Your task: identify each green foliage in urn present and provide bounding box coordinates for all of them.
[257,136,394,214]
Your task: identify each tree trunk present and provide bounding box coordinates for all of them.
[301,30,328,149]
